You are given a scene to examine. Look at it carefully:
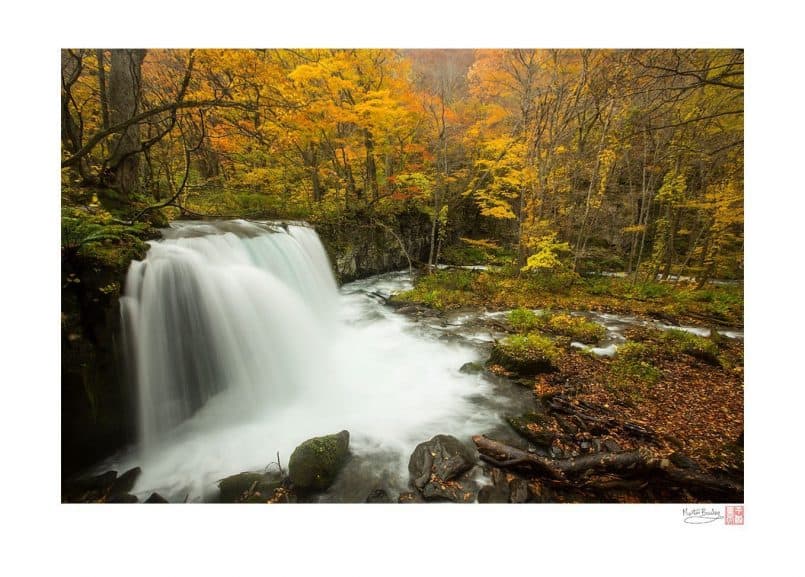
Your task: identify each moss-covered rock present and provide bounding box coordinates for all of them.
[288,430,350,493]
[660,328,721,365]
[218,471,284,503]
[459,361,484,374]
[490,333,560,375]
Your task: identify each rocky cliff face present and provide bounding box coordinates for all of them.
[315,210,431,283]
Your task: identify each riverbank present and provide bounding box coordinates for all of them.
[388,269,743,502]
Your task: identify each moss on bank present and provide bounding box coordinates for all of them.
[507,308,606,344]
[391,268,743,327]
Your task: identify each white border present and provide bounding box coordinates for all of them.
[1,0,799,574]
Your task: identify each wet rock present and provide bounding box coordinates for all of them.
[145,492,168,503]
[478,484,509,503]
[218,471,283,503]
[506,414,554,448]
[289,430,350,493]
[110,467,141,495]
[408,434,478,502]
[509,478,529,503]
[106,493,138,503]
[365,489,393,503]
[62,470,118,502]
[478,468,512,503]
[527,480,550,503]
[459,362,484,375]
[397,491,424,503]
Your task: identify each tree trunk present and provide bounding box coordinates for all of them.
[107,49,147,202]
[364,128,378,201]
[96,49,110,131]
[302,143,323,202]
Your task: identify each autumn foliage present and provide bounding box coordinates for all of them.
[62,48,743,281]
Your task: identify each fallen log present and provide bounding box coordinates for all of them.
[472,435,743,498]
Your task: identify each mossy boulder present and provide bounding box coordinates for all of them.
[218,471,283,503]
[490,333,560,375]
[288,430,350,493]
[459,361,484,374]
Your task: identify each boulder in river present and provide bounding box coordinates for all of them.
[106,493,138,503]
[218,471,284,503]
[459,361,484,374]
[489,334,559,375]
[62,470,118,502]
[110,467,141,495]
[145,492,169,503]
[288,430,350,493]
[408,434,478,502]
[365,488,393,503]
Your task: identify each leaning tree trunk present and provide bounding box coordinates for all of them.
[107,49,146,203]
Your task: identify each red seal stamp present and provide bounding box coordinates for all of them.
[725,505,744,525]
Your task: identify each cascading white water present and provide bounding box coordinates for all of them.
[121,221,337,452]
[115,220,519,501]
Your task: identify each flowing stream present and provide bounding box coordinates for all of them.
[111,220,529,502]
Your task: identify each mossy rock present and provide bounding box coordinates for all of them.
[218,471,283,503]
[490,333,560,375]
[288,430,350,493]
[506,414,555,448]
[459,361,484,374]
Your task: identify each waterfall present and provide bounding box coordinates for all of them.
[115,219,508,501]
[121,220,339,452]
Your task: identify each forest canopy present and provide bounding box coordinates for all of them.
[61,48,743,282]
